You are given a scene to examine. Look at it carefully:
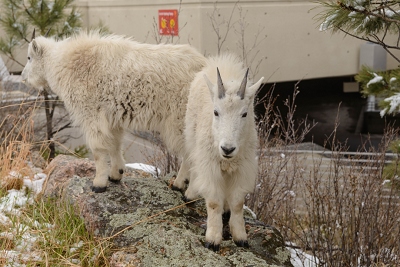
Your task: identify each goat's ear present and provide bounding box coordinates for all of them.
[247,77,264,98]
[31,40,43,56]
[203,74,215,98]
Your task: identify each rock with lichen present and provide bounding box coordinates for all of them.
[44,155,293,267]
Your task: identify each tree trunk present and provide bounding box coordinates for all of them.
[43,89,55,160]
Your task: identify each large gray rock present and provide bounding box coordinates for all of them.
[44,155,293,267]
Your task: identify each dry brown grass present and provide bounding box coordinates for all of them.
[0,101,36,190]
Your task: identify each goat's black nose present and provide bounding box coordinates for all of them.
[221,146,236,155]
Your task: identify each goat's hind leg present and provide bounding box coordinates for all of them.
[91,147,110,193]
[172,158,190,192]
[88,127,124,193]
[108,128,125,183]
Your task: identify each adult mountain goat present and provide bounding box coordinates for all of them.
[21,31,206,192]
[173,54,264,251]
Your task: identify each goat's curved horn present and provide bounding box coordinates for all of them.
[31,29,36,41]
[44,27,52,37]
[217,67,225,99]
[238,68,249,99]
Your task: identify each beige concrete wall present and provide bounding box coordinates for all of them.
[2,0,400,83]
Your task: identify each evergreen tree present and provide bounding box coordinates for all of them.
[0,0,82,160]
[317,0,400,115]
[0,0,81,66]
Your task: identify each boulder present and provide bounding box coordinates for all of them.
[44,155,293,267]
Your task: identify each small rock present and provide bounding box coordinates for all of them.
[42,155,95,197]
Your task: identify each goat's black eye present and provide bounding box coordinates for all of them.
[242,112,248,118]
[27,56,31,61]
[214,110,219,117]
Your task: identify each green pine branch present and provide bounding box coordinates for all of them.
[0,0,82,65]
[356,66,400,114]
[316,1,400,115]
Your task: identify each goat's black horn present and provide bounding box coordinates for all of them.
[217,67,226,99]
[238,68,249,99]
[31,28,36,41]
[44,27,52,37]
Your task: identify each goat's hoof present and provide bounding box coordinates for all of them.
[108,176,121,184]
[204,242,220,252]
[182,196,193,203]
[171,185,182,192]
[90,186,107,193]
[234,240,249,248]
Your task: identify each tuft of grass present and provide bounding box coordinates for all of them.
[0,195,112,266]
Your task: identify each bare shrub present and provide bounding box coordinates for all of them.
[248,85,400,266]
[247,84,316,237]
[298,129,400,267]
[206,1,267,79]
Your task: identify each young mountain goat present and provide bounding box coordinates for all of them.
[21,31,206,193]
[173,54,264,251]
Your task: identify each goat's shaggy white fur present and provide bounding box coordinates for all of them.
[173,54,264,251]
[21,32,206,192]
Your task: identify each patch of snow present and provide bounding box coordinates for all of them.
[125,163,161,177]
[64,21,71,30]
[385,9,395,18]
[0,164,50,267]
[0,189,30,213]
[47,2,54,10]
[23,173,46,195]
[70,240,84,253]
[243,205,257,219]
[384,93,400,114]
[71,258,81,264]
[7,171,22,179]
[284,190,296,198]
[286,242,319,267]
[355,6,365,12]
[349,11,358,18]
[319,13,338,31]
[366,73,384,88]
[0,213,11,225]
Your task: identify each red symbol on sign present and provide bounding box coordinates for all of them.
[158,9,179,36]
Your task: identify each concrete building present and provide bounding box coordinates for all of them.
[2,0,400,81]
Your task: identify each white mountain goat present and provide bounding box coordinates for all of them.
[21,31,206,193]
[173,54,264,251]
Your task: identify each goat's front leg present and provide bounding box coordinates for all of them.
[204,197,224,252]
[227,191,248,248]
